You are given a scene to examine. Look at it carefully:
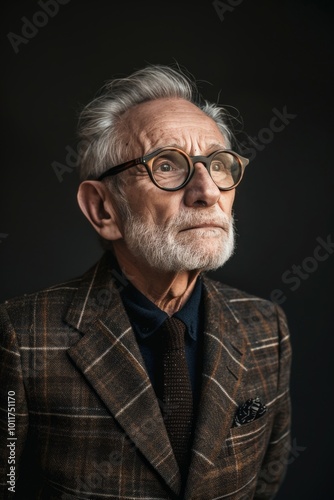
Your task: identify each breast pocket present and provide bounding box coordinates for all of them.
[199,414,272,499]
[225,412,270,463]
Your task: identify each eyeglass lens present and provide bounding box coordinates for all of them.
[151,150,241,189]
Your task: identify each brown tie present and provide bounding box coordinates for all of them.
[160,317,193,472]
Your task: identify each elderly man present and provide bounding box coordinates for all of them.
[0,65,291,499]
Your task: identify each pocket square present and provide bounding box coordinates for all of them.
[233,397,267,427]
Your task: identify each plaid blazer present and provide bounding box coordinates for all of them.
[0,253,292,499]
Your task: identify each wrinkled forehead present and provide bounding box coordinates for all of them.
[118,98,228,156]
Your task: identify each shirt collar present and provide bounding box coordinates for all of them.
[106,252,202,341]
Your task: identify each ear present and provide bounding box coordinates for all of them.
[77,181,123,241]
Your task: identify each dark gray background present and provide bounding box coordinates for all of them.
[1,0,333,498]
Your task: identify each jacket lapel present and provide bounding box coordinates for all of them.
[185,277,250,495]
[64,255,181,496]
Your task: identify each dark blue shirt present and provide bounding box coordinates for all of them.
[108,253,204,408]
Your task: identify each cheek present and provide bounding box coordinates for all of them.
[124,181,183,223]
[218,191,235,216]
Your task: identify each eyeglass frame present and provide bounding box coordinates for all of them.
[93,146,250,192]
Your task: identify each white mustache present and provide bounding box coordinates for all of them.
[166,210,232,232]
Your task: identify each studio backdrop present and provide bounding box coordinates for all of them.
[1,1,333,498]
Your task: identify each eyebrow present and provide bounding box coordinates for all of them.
[148,142,228,155]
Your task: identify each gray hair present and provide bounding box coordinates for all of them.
[77,64,235,183]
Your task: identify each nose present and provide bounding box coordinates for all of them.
[183,162,221,208]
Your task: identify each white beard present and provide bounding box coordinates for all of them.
[122,208,235,272]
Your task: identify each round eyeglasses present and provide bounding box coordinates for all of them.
[95,146,249,191]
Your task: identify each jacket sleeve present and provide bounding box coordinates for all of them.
[0,304,29,499]
[254,304,292,499]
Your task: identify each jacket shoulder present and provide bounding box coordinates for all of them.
[0,255,113,337]
[1,274,84,305]
[0,257,104,314]
[0,276,82,331]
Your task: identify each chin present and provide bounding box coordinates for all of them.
[180,227,225,240]
[172,245,235,273]
[181,236,235,272]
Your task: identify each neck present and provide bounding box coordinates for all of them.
[112,245,201,315]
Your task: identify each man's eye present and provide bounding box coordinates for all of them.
[212,162,225,172]
[157,162,174,172]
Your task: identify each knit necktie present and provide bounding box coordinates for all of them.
[160,317,193,472]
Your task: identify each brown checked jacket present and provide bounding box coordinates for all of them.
[0,253,292,499]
